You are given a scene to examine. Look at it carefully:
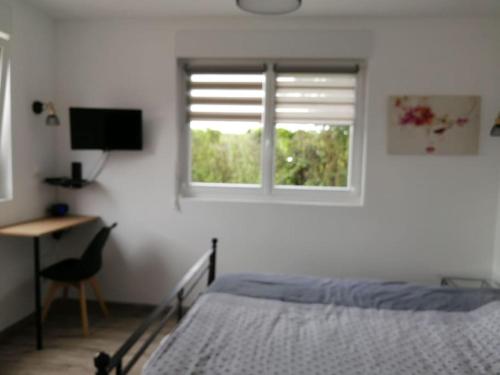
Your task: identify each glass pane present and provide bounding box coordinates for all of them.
[188,73,265,185]
[191,122,262,184]
[275,124,350,187]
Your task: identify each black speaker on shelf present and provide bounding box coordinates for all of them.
[43,161,89,189]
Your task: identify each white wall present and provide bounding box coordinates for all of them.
[0,1,56,331]
[54,17,500,305]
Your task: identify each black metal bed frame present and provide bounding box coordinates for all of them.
[94,238,218,375]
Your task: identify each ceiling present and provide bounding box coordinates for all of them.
[25,0,500,19]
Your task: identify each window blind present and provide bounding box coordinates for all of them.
[187,72,265,124]
[275,71,357,126]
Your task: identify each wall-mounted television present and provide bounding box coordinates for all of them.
[70,107,143,150]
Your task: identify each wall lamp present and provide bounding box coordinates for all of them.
[490,113,500,137]
[32,100,60,126]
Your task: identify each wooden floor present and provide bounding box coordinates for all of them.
[0,299,175,374]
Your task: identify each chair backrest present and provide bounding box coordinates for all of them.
[80,223,117,277]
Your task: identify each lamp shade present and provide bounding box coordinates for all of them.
[236,0,301,15]
[490,113,500,137]
[46,114,60,126]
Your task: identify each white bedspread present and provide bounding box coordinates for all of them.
[143,292,500,375]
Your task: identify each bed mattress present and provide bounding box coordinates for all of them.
[143,274,500,375]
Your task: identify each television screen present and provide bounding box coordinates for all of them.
[70,107,143,150]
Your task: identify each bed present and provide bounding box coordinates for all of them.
[94,239,500,375]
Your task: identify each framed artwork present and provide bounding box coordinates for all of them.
[388,95,480,155]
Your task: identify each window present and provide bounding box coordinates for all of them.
[180,60,366,205]
[189,69,265,185]
[274,70,355,188]
[0,30,11,201]
[0,35,9,123]
[0,36,7,121]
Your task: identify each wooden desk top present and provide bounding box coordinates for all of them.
[0,215,99,238]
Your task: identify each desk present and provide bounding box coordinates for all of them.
[0,215,99,350]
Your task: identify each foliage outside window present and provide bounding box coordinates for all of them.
[182,61,365,204]
[274,125,350,187]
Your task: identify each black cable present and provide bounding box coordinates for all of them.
[88,151,110,182]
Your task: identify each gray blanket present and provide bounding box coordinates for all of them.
[143,293,500,375]
[208,273,500,311]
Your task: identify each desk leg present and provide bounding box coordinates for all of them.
[34,237,43,350]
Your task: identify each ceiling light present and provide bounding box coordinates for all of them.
[236,0,302,15]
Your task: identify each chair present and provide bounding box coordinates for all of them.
[41,223,117,336]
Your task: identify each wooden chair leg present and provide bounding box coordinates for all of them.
[78,282,89,337]
[88,277,109,317]
[42,282,61,321]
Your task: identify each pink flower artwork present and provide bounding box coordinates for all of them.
[400,106,435,127]
[388,96,480,155]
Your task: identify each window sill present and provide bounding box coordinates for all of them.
[180,196,364,207]
[180,190,364,207]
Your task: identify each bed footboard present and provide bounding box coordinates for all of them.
[94,238,218,375]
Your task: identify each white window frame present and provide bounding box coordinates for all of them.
[178,59,367,206]
[0,35,9,129]
[0,32,12,202]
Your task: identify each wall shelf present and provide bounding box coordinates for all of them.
[44,177,92,189]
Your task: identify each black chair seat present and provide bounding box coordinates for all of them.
[41,223,117,337]
[41,258,96,283]
[41,223,117,284]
